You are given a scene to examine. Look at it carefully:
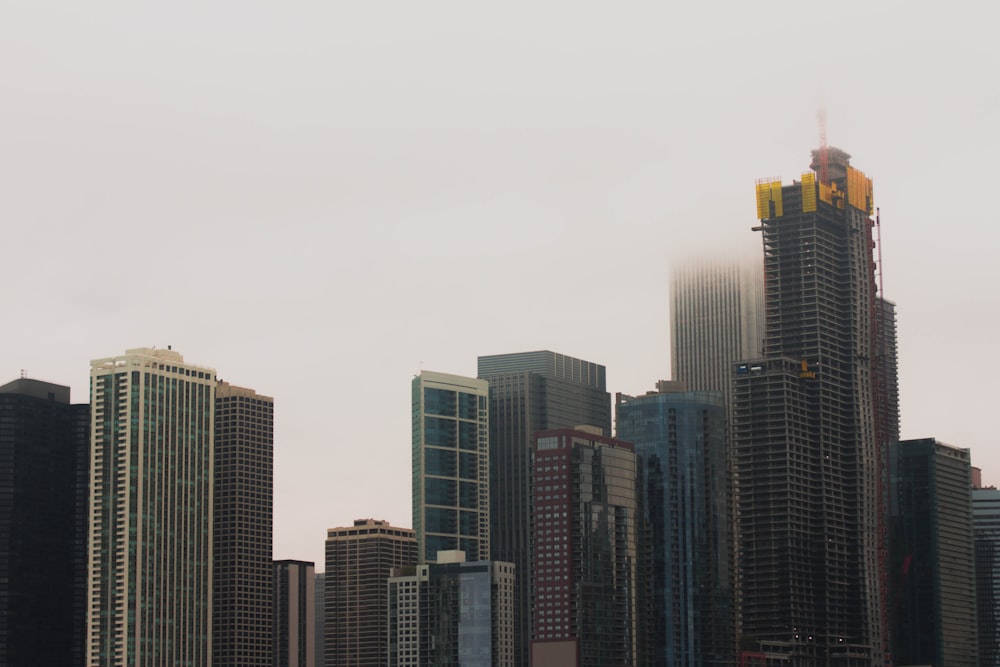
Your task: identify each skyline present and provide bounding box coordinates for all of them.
[3,2,998,570]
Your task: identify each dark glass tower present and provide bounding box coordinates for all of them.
[0,378,89,667]
[214,381,274,667]
[529,428,637,666]
[616,384,734,666]
[974,488,1000,667]
[889,438,977,666]
[733,149,891,664]
[477,350,611,666]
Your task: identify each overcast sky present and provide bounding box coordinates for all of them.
[3,2,997,569]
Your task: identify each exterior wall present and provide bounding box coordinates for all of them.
[616,388,733,666]
[891,438,978,667]
[735,151,888,665]
[215,381,274,667]
[530,429,637,666]
[974,488,1000,667]
[325,519,416,667]
[87,348,216,667]
[388,556,515,667]
[412,371,490,563]
[0,379,89,667]
[274,560,315,667]
[670,255,764,398]
[478,351,611,667]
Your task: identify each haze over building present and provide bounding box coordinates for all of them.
[733,148,892,664]
[670,255,764,397]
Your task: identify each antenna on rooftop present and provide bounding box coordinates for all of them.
[817,106,829,185]
[20,369,26,379]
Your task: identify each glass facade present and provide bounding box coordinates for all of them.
[388,556,515,667]
[412,371,490,563]
[478,351,611,667]
[530,429,637,666]
[86,348,216,667]
[616,388,733,667]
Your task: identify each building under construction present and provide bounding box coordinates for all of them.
[733,147,896,666]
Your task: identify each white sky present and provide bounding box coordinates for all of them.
[3,2,997,569]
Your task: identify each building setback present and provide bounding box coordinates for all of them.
[86,348,216,666]
[215,380,274,667]
[890,438,978,666]
[324,518,416,667]
[478,350,611,666]
[411,371,490,563]
[0,378,89,667]
[974,487,1000,667]
[616,384,734,666]
[529,428,637,667]
[274,560,316,667]
[733,149,891,664]
[388,550,515,666]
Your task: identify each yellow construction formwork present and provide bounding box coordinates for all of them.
[755,178,783,219]
[801,172,817,212]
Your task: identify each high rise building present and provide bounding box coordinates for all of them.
[0,378,89,667]
[733,148,892,664]
[274,560,316,667]
[324,518,417,667]
[616,384,734,666]
[411,371,490,563]
[215,380,274,667]
[478,350,611,665]
[670,255,764,397]
[388,550,515,666]
[889,438,978,666]
[974,487,1000,667]
[529,428,637,667]
[314,573,325,667]
[87,347,216,666]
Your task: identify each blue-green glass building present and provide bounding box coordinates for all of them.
[412,371,490,564]
[616,383,733,667]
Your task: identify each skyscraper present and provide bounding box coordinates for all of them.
[478,350,611,665]
[0,378,89,667]
[274,560,316,667]
[387,550,515,666]
[87,347,216,666]
[974,487,1000,667]
[411,371,490,563]
[670,255,764,397]
[324,518,417,667]
[733,148,891,664]
[529,428,637,667]
[890,438,978,666]
[214,381,274,667]
[616,384,734,666]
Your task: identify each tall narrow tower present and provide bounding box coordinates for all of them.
[733,149,889,664]
[87,348,217,666]
[214,380,274,667]
[478,350,611,666]
[411,371,490,564]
